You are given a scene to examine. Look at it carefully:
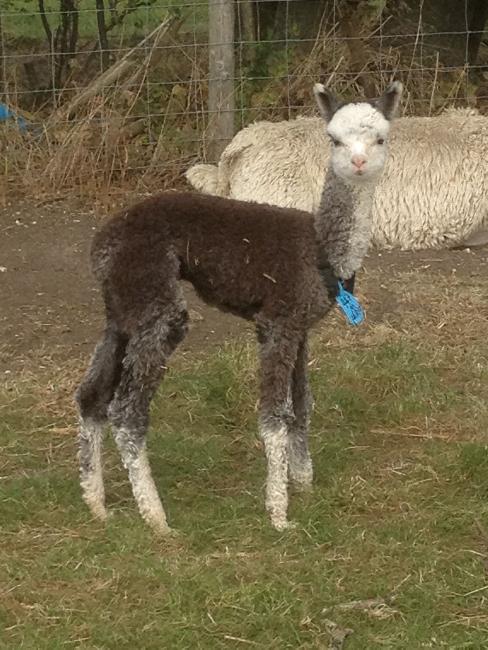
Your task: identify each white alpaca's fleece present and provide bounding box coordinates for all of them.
[186,109,488,249]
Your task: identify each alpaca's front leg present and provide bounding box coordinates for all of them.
[258,326,300,530]
[288,337,314,490]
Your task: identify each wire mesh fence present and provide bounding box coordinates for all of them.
[0,0,487,199]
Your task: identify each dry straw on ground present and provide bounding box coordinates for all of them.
[1,14,484,204]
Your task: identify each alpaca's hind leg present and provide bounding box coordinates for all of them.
[288,336,314,490]
[78,418,106,520]
[109,305,188,535]
[258,325,300,530]
[75,327,127,520]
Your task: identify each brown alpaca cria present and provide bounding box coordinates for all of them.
[75,81,402,533]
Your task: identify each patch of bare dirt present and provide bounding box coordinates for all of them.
[1,198,487,374]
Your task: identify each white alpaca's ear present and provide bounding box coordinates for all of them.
[375,81,403,120]
[314,83,339,122]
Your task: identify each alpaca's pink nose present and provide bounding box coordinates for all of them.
[351,154,367,170]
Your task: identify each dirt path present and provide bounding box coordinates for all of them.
[2,198,487,373]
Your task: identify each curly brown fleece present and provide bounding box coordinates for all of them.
[75,81,401,534]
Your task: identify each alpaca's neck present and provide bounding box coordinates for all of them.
[314,168,376,280]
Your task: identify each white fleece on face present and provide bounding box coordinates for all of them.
[327,103,391,183]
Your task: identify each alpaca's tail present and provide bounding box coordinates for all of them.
[185,163,220,195]
[75,326,128,423]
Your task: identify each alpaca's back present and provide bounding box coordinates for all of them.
[92,193,327,325]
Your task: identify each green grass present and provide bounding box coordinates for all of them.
[2,338,488,648]
[4,0,206,42]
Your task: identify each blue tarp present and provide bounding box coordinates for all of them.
[0,103,27,131]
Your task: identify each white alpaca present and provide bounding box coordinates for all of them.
[186,108,488,250]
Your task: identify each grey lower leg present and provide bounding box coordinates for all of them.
[109,305,188,534]
[288,337,314,490]
[260,413,291,531]
[76,327,127,521]
[78,418,107,520]
[258,326,299,530]
[113,427,170,535]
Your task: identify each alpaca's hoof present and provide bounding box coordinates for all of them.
[150,521,174,537]
[292,481,313,493]
[271,517,297,531]
[289,467,313,490]
[84,499,109,522]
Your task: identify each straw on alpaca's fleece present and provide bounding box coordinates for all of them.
[75,81,402,533]
[186,108,488,250]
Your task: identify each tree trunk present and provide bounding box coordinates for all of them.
[422,0,488,67]
[340,0,378,98]
[0,13,5,101]
[53,0,79,91]
[255,0,327,40]
[208,0,235,160]
[240,0,256,42]
[38,0,54,54]
[69,1,79,63]
[236,0,256,68]
[95,0,110,71]
[467,0,488,69]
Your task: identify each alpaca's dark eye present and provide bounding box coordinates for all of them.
[330,137,342,147]
[377,138,385,145]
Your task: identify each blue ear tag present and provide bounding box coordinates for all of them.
[336,282,365,326]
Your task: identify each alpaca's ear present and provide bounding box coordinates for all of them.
[314,83,339,122]
[375,81,403,120]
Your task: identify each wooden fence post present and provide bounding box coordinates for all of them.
[208,0,235,160]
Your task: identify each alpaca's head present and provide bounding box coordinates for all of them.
[313,81,403,184]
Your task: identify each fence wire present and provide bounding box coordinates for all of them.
[0,0,486,196]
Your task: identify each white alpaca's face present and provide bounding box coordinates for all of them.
[327,103,391,184]
[313,81,402,185]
